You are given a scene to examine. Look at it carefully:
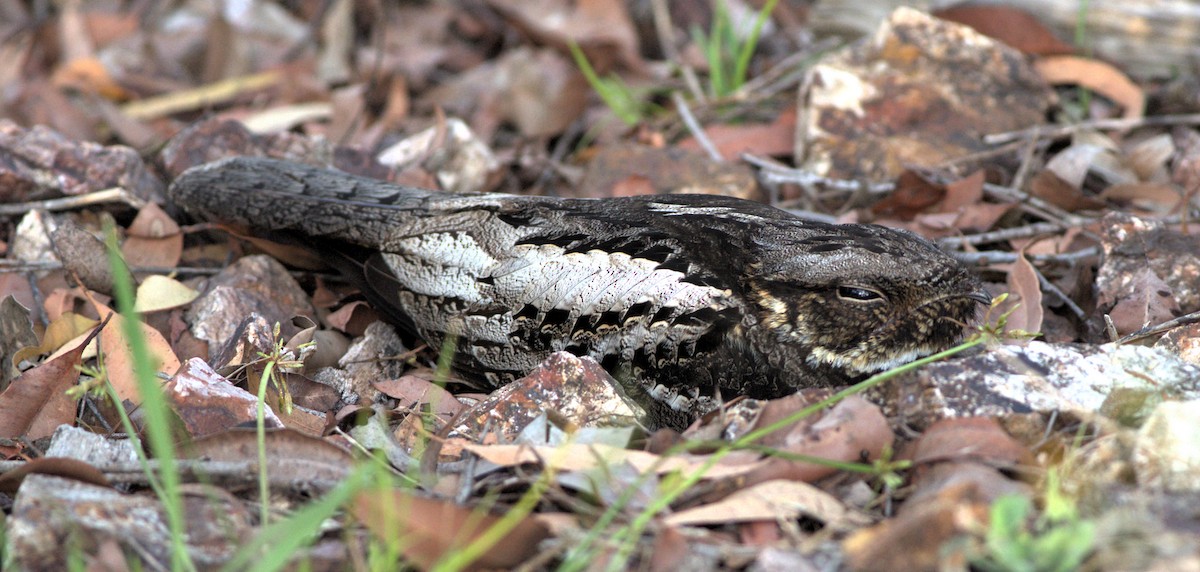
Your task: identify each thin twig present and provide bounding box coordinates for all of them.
[673,92,722,161]
[981,183,1081,226]
[741,153,895,194]
[936,221,1086,248]
[948,246,1101,266]
[985,113,1200,145]
[0,187,145,216]
[1032,263,1087,321]
[1117,309,1200,344]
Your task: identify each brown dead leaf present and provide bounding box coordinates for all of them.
[1,296,38,388]
[0,457,110,494]
[1101,182,1185,216]
[871,170,946,220]
[1171,126,1200,197]
[648,526,690,572]
[737,395,893,485]
[664,479,868,529]
[0,274,36,315]
[1035,56,1144,120]
[12,312,97,366]
[677,108,796,159]
[934,6,1073,56]
[51,57,132,101]
[905,417,1034,470]
[324,301,378,337]
[1029,169,1106,212]
[49,218,133,297]
[495,47,588,138]
[375,375,466,420]
[41,287,104,323]
[1107,268,1181,335]
[940,170,986,212]
[1125,133,1174,181]
[577,145,758,199]
[843,481,992,572]
[0,325,97,440]
[122,203,183,269]
[352,487,550,570]
[1003,251,1044,335]
[92,302,182,404]
[460,441,766,480]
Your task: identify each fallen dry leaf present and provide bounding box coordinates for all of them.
[0,325,96,440]
[460,441,767,480]
[1106,268,1181,335]
[133,275,199,314]
[1029,169,1106,212]
[122,203,183,269]
[12,311,96,367]
[736,395,893,486]
[0,456,110,494]
[352,486,550,569]
[1003,250,1044,335]
[677,108,796,159]
[1035,55,1145,120]
[905,417,1034,470]
[664,479,868,528]
[934,5,1073,56]
[92,301,182,404]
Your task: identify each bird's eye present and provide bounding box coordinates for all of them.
[837,286,884,301]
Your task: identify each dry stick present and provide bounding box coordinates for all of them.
[1117,309,1200,344]
[742,153,895,194]
[1009,125,1043,194]
[674,92,722,162]
[0,188,145,216]
[1032,261,1087,321]
[949,246,1100,266]
[937,222,1086,247]
[985,113,1200,145]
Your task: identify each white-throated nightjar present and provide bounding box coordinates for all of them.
[169,157,990,429]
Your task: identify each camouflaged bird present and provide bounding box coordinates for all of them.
[169,157,989,428]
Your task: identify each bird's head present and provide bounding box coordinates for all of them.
[748,222,989,377]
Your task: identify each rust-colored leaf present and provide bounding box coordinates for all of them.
[677,108,796,159]
[1035,55,1144,120]
[352,487,550,569]
[1003,250,1044,335]
[871,170,946,220]
[934,6,1073,56]
[122,203,183,269]
[0,326,97,440]
[324,300,378,337]
[92,302,182,404]
[738,395,894,486]
[1029,169,1106,212]
[0,457,110,494]
[905,417,1034,469]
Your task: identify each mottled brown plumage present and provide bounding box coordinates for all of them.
[170,157,989,428]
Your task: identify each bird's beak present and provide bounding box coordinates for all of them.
[968,289,992,306]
